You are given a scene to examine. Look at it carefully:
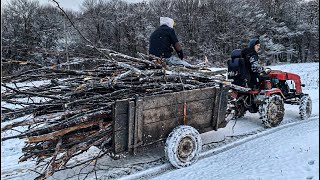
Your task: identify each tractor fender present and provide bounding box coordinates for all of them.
[264,88,285,99]
[254,89,285,104]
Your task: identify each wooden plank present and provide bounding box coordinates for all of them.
[142,87,216,110]
[127,101,135,153]
[142,118,181,145]
[142,110,214,144]
[143,98,214,124]
[185,110,214,132]
[136,99,143,143]
[136,141,165,154]
[114,113,128,131]
[210,87,217,129]
[212,87,221,128]
[113,99,129,153]
[113,130,128,153]
[216,86,229,129]
[134,99,143,154]
[114,99,129,114]
[143,103,181,124]
[112,103,116,153]
[113,99,129,132]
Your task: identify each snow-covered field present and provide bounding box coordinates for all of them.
[1,62,319,180]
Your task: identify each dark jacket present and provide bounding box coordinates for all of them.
[149,25,179,58]
[241,39,264,87]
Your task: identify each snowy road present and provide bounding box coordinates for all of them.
[151,118,319,180]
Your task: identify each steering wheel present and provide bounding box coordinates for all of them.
[265,67,272,74]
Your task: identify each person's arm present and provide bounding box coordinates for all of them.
[170,29,185,60]
[249,55,264,73]
[174,42,184,60]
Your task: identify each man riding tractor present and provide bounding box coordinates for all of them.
[226,38,312,128]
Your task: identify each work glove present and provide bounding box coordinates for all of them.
[177,50,184,60]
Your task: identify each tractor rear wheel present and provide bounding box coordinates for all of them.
[299,95,312,120]
[259,95,285,128]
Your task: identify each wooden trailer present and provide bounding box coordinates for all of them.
[112,84,229,167]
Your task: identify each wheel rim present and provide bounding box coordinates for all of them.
[260,95,284,128]
[268,103,279,121]
[178,136,195,162]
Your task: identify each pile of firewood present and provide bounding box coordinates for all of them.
[1,50,226,179]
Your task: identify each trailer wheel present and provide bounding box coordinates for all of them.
[299,95,312,120]
[165,125,202,168]
[259,95,285,128]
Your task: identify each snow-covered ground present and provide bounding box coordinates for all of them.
[153,119,319,180]
[1,62,319,180]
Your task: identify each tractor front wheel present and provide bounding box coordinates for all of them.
[299,95,312,120]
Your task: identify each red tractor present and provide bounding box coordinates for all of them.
[225,51,312,128]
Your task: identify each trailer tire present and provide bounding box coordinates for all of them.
[165,125,202,168]
[299,95,312,120]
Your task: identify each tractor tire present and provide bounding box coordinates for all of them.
[299,95,312,120]
[259,95,285,128]
[165,125,202,168]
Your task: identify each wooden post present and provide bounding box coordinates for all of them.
[216,84,222,130]
[133,98,143,154]
[212,86,220,129]
[127,100,135,154]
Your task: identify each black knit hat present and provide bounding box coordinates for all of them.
[248,39,260,49]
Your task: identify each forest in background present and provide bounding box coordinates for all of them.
[1,0,319,69]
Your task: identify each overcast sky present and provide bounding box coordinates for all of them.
[1,0,147,12]
[1,0,314,12]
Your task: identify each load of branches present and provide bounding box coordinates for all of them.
[1,47,227,179]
